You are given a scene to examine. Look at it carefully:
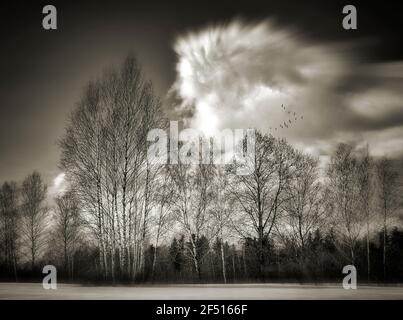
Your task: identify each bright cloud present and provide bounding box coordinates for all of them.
[171,19,403,158]
[48,172,67,197]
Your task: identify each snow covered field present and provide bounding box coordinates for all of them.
[1,283,403,300]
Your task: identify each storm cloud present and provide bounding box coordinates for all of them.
[171,19,403,159]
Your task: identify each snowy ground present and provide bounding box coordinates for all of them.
[1,283,403,300]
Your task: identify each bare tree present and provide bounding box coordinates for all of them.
[60,54,162,281]
[327,143,363,265]
[21,171,48,270]
[281,152,326,258]
[376,157,399,279]
[229,132,296,279]
[54,190,82,279]
[211,166,232,283]
[150,166,174,281]
[168,159,218,280]
[356,146,374,281]
[0,182,19,280]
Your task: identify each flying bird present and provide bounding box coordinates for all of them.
[273,103,306,134]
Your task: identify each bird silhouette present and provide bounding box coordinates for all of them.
[272,104,306,135]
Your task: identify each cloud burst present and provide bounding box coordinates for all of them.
[171,19,403,160]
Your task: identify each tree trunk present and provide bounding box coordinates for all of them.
[366,222,370,282]
[151,246,157,282]
[258,226,265,281]
[64,240,68,276]
[232,252,236,282]
[383,223,387,281]
[151,232,160,282]
[243,245,247,277]
[350,243,355,266]
[220,238,227,284]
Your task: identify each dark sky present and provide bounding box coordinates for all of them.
[0,0,402,186]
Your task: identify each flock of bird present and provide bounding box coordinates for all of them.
[269,104,304,133]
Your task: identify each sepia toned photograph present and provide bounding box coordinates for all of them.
[1,0,403,304]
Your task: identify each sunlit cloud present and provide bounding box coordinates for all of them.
[171,19,403,158]
[48,172,67,197]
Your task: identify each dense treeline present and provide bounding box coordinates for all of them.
[1,55,402,283]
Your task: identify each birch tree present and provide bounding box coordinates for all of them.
[327,143,363,265]
[150,166,174,281]
[229,132,296,279]
[54,190,82,279]
[168,160,218,280]
[356,147,374,281]
[211,166,232,283]
[60,54,162,281]
[281,152,326,258]
[376,157,399,279]
[21,171,48,270]
[0,182,19,280]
